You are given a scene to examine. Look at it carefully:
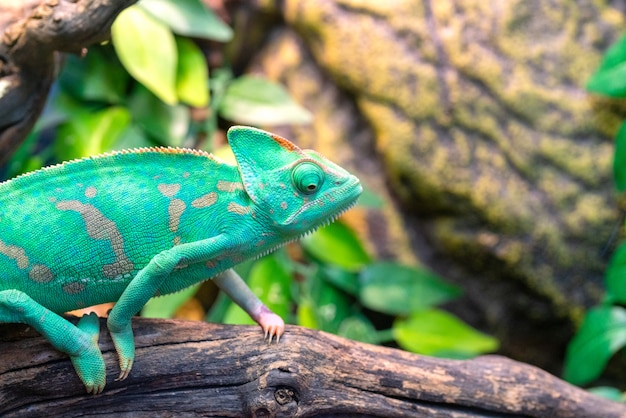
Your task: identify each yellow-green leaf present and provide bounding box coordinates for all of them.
[393,309,499,358]
[112,5,177,104]
[141,284,200,318]
[220,76,312,125]
[175,37,209,107]
[56,106,131,160]
[297,299,318,329]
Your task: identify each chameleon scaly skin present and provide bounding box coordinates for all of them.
[0,126,362,394]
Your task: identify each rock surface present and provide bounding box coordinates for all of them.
[243,0,625,371]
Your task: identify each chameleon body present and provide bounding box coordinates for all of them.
[0,126,362,394]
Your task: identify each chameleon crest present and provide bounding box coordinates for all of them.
[0,126,362,394]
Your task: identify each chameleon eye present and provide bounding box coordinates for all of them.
[292,162,325,195]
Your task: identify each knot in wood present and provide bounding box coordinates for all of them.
[252,407,270,418]
[274,387,297,405]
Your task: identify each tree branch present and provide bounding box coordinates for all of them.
[1,318,623,417]
[0,0,137,165]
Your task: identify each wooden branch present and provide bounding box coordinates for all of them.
[1,318,623,417]
[0,0,137,165]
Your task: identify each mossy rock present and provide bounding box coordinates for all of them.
[240,0,626,372]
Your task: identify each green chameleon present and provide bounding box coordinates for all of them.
[0,126,362,394]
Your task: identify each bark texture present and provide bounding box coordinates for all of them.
[1,319,624,417]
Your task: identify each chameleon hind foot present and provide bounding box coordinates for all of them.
[116,357,134,381]
[213,270,285,343]
[0,291,105,394]
[257,306,285,343]
[72,313,106,394]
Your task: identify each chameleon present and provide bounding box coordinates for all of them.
[0,126,362,394]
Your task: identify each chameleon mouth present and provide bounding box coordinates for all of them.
[254,177,362,260]
[254,197,361,261]
[285,176,363,227]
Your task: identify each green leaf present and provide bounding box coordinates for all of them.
[310,272,352,333]
[320,265,359,296]
[220,75,312,125]
[248,256,292,319]
[393,309,499,358]
[606,241,626,303]
[301,221,370,271]
[112,124,154,150]
[338,315,378,344]
[588,387,625,403]
[564,306,626,385]
[139,0,233,41]
[586,34,626,97]
[112,5,177,104]
[56,106,131,160]
[175,37,209,107]
[2,133,46,179]
[52,88,101,121]
[359,262,460,316]
[297,299,319,329]
[128,84,190,146]
[587,64,626,97]
[59,45,129,104]
[613,122,626,192]
[141,284,200,318]
[224,255,292,325]
[596,34,626,73]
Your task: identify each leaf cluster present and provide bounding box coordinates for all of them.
[563,32,626,401]
[1,0,310,180]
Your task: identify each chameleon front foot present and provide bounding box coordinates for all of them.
[107,318,136,382]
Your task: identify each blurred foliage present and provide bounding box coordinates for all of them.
[206,221,498,359]
[1,0,310,180]
[563,31,626,400]
[1,0,498,360]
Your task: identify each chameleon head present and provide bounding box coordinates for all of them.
[228,126,362,235]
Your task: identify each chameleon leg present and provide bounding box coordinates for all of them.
[107,237,285,380]
[214,269,285,342]
[107,239,226,380]
[0,289,106,394]
[106,258,168,380]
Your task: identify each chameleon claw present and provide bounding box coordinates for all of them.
[86,381,105,395]
[253,305,285,344]
[116,358,133,381]
[260,314,284,344]
[116,369,129,381]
